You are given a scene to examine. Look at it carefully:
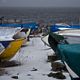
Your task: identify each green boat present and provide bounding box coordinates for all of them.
[48,31,80,80]
[58,44,80,80]
[48,31,68,54]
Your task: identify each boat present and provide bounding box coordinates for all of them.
[48,31,80,80]
[48,23,80,45]
[0,22,38,45]
[41,29,68,48]
[20,28,31,46]
[41,35,50,47]
[57,29,80,44]
[0,22,39,39]
[48,31,67,53]
[0,26,31,45]
[58,44,80,80]
[0,27,22,41]
[13,28,31,46]
[41,23,80,47]
[0,27,28,61]
[0,38,24,61]
[50,23,80,32]
[0,22,38,61]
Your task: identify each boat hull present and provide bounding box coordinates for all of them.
[48,31,80,79]
[0,38,24,61]
[58,44,80,79]
[48,28,80,79]
[13,28,31,46]
[41,35,50,47]
[58,29,80,44]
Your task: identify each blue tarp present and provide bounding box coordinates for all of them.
[50,24,80,32]
[0,24,21,27]
[50,25,59,32]
[0,22,39,30]
[21,22,39,30]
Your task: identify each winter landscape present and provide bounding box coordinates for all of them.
[0,0,80,80]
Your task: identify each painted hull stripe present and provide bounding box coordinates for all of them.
[64,62,79,78]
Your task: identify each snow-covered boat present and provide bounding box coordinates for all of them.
[0,27,22,41]
[0,22,39,61]
[57,29,80,44]
[13,28,31,46]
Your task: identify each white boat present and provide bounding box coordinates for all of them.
[57,29,80,44]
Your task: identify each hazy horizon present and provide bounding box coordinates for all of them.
[0,7,80,25]
[0,0,80,8]
[0,6,80,8]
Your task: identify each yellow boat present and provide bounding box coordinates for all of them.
[0,38,24,61]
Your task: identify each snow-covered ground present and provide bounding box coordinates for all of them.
[0,37,71,80]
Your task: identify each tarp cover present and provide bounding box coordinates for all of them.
[50,24,80,32]
[0,22,38,30]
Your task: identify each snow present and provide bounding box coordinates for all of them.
[0,27,22,41]
[0,37,71,80]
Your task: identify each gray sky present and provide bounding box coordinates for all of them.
[0,0,80,7]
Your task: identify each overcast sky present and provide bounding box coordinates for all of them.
[0,0,80,7]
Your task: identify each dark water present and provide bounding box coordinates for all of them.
[0,7,80,24]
